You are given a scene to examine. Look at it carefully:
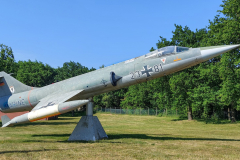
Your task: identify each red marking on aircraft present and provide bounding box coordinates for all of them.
[161,58,166,63]
[62,106,70,110]
[27,87,34,108]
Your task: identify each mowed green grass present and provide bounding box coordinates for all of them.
[0,113,240,160]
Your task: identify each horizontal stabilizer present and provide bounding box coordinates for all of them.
[1,115,11,127]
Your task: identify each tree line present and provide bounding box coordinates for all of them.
[94,0,240,122]
[1,0,239,121]
[0,46,95,87]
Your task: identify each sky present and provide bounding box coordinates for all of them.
[0,0,223,69]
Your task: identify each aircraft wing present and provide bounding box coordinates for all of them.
[2,89,88,127]
[32,89,84,111]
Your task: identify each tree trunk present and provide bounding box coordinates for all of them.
[71,110,75,117]
[231,103,236,123]
[228,107,231,120]
[188,106,193,121]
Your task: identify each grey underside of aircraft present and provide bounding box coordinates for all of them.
[0,44,239,141]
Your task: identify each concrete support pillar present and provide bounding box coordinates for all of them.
[86,98,93,116]
[68,97,108,141]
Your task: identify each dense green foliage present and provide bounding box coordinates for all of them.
[1,0,239,121]
[54,61,95,82]
[0,44,17,76]
[16,60,56,87]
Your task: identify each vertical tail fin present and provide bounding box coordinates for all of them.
[0,71,32,97]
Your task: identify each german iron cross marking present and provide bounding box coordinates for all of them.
[141,65,153,77]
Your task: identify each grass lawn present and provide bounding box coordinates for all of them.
[0,113,240,160]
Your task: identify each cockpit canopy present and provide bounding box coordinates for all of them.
[158,46,175,56]
[145,46,189,58]
[176,46,189,53]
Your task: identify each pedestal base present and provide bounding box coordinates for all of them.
[68,116,108,141]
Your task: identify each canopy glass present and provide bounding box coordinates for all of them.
[145,46,189,58]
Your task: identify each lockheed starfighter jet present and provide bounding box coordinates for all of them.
[0,44,239,127]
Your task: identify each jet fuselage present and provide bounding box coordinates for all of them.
[0,45,239,113]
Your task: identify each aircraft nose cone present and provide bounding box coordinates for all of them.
[201,44,240,62]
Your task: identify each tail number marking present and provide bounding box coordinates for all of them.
[130,64,163,79]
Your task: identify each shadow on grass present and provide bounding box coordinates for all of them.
[171,118,187,121]
[195,118,236,124]
[27,133,240,143]
[58,117,80,120]
[170,118,237,124]
[108,134,240,141]
[32,134,70,137]
[0,148,71,154]
[15,121,77,127]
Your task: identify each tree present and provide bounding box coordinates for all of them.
[16,60,56,87]
[0,44,17,76]
[218,51,240,122]
[154,75,173,114]
[207,0,240,122]
[169,71,195,120]
[165,25,209,120]
[149,47,155,52]
[54,61,95,82]
[171,25,209,48]
[121,83,151,109]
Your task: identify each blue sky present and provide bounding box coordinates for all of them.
[0,0,223,69]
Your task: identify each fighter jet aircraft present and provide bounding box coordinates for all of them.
[0,44,239,127]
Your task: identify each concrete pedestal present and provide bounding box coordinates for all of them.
[68,98,108,141]
[68,115,108,141]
